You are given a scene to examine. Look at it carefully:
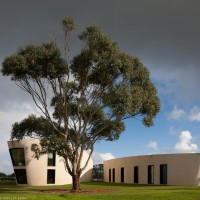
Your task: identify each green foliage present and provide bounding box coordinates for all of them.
[11,115,57,140]
[0,172,6,177]
[1,43,67,80]
[72,25,160,127]
[62,17,76,32]
[0,172,15,181]
[1,17,160,190]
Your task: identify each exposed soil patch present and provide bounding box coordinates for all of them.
[40,189,113,194]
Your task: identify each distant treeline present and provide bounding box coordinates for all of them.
[0,172,15,181]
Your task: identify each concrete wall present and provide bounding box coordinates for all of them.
[8,139,93,186]
[104,154,200,186]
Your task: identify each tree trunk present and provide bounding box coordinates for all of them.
[72,175,81,191]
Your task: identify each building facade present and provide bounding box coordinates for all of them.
[8,139,200,187]
[8,139,93,186]
[104,153,200,186]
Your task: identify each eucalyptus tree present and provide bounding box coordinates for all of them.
[1,17,160,191]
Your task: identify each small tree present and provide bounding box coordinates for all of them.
[1,17,160,191]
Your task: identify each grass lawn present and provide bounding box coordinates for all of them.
[0,181,200,200]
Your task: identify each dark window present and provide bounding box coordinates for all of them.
[134,166,139,184]
[112,168,115,183]
[9,148,26,166]
[148,165,154,184]
[14,169,27,184]
[47,169,55,184]
[121,167,124,183]
[109,169,111,182]
[48,152,56,166]
[92,164,104,182]
[160,164,167,184]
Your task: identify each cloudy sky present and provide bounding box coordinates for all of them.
[0,0,200,174]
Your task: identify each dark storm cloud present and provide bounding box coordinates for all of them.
[0,0,200,174]
[0,0,200,104]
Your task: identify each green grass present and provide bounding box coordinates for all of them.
[0,181,200,200]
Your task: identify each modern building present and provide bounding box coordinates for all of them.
[8,139,93,186]
[104,153,200,186]
[8,139,200,186]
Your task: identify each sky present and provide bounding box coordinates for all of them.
[0,0,200,174]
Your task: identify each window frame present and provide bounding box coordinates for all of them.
[47,169,55,184]
[121,167,124,183]
[14,169,27,184]
[148,165,154,184]
[160,164,167,184]
[47,152,56,166]
[109,169,111,182]
[112,168,115,183]
[134,166,139,184]
[9,148,26,166]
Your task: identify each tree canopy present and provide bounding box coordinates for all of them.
[1,17,160,190]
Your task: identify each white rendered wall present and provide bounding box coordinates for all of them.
[8,139,93,186]
[104,154,200,186]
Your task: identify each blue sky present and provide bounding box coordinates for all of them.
[0,0,200,173]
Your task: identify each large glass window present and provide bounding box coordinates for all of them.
[121,167,124,183]
[112,168,115,183]
[14,169,27,184]
[92,164,104,182]
[47,169,55,184]
[148,165,154,184]
[134,166,139,184]
[48,152,56,166]
[9,148,26,166]
[160,164,167,184]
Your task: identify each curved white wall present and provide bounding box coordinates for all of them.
[104,153,200,186]
[8,139,93,186]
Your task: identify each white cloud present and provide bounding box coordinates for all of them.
[99,153,115,161]
[168,105,200,122]
[174,131,198,153]
[189,106,200,122]
[0,102,40,166]
[92,152,115,164]
[168,106,186,120]
[0,159,13,174]
[147,141,158,151]
[0,101,55,155]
